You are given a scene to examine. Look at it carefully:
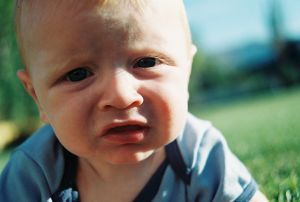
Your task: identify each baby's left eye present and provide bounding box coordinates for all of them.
[133,57,161,68]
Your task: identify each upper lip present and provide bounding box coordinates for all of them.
[101,120,149,136]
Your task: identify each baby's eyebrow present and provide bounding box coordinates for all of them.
[52,53,95,71]
[127,45,174,59]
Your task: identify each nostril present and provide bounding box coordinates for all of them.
[98,91,144,111]
[125,95,144,109]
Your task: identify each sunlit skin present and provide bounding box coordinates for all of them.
[16,0,268,201]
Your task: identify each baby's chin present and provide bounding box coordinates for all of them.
[107,149,157,165]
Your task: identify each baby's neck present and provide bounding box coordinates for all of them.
[76,148,166,202]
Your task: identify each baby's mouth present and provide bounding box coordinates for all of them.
[102,124,149,144]
[106,125,146,134]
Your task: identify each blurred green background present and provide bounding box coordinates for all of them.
[0,1,300,201]
[0,1,39,136]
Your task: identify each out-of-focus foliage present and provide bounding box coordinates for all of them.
[188,43,300,110]
[188,51,255,107]
[188,0,300,109]
[0,2,39,132]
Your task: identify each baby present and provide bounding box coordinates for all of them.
[0,0,268,201]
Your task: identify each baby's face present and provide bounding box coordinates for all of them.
[20,0,195,164]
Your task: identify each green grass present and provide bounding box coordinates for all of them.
[195,87,300,201]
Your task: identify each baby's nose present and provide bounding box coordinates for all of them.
[97,70,144,110]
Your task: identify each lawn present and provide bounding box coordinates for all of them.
[194,86,300,201]
[0,87,299,201]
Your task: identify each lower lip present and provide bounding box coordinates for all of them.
[102,128,148,144]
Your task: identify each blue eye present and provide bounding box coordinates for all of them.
[66,68,92,82]
[133,57,160,68]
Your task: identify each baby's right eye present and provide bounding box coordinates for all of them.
[65,67,92,82]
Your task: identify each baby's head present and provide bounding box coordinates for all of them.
[16,0,197,164]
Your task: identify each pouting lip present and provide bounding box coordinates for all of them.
[101,121,149,136]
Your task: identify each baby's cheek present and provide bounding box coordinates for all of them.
[152,84,187,128]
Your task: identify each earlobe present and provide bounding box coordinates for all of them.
[17,69,49,123]
[39,112,49,123]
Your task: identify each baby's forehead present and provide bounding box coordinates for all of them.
[16,0,191,67]
[17,0,186,27]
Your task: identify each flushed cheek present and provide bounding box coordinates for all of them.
[52,122,100,158]
[41,94,96,152]
[143,82,188,144]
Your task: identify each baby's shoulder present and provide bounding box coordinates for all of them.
[175,113,256,202]
[0,125,66,200]
[18,124,60,155]
[16,124,65,183]
[177,113,225,163]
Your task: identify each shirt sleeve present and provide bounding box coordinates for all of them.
[189,126,258,202]
[0,150,51,201]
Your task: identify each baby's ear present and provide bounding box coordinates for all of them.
[17,69,37,100]
[17,69,49,123]
[191,44,197,58]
